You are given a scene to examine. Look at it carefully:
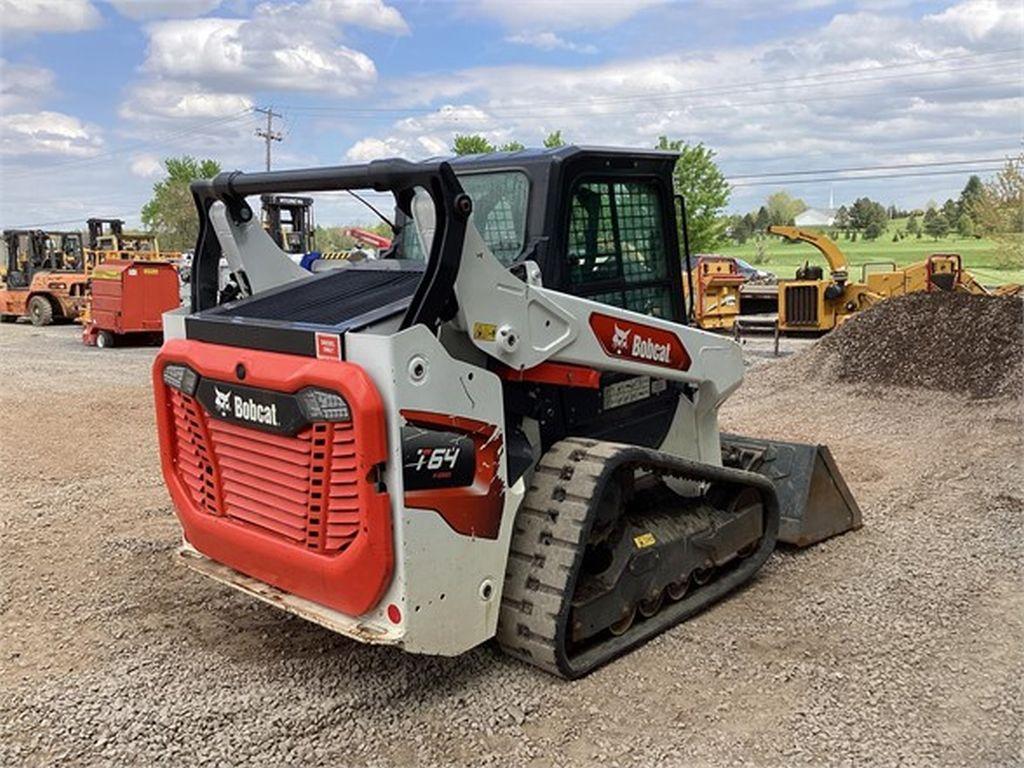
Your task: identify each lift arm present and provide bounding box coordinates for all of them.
[767,225,849,280]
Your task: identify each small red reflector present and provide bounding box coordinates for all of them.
[386,603,402,624]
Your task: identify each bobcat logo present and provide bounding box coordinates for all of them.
[213,387,232,416]
[611,325,631,354]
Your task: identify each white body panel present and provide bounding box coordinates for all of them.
[343,327,524,655]
[165,186,747,655]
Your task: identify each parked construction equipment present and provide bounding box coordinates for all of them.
[82,259,180,348]
[261,195,316,256]
[154,147,861,679]
[86,218,176,262]
[685,255,745,330]
[0,229,90,325]
[767,225,1020,331]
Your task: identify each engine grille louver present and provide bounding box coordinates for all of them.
[168,391,361,555]
[784,285,819,326]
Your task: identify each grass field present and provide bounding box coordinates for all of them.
[716,219,1024,286]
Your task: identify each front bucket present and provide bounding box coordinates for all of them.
[720,433,862,547]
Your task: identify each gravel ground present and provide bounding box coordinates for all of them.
[1,321,1021,767]
[812,293,1024,399]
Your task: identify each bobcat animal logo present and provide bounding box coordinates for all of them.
[214,387,232,416]
[611,324,631,354]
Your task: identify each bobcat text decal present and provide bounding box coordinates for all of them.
[213,386,280,427]
[589,313,691,370]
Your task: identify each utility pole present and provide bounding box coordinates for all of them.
[254,106,282,171]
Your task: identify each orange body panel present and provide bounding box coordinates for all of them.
[0,271,89,320]
[153,339,394,617]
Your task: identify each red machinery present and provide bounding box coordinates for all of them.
[343,227,392,250]
[82,259,180,348]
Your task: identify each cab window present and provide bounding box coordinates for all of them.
[566,180,673,318]
[400,170,529,265]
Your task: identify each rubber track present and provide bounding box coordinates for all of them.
[496,437,780,679]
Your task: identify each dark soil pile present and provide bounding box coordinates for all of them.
[813,291,1023,399]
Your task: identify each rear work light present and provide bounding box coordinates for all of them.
[162,363,199,396]
[297,387,351,423]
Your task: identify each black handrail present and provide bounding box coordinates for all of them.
[188,159,472,333]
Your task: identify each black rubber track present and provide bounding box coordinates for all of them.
[496,437,780,679]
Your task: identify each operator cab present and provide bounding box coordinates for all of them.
[389,147,686,325]
[3,230,51,288]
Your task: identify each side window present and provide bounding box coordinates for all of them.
[567,180,674,318]
[461,172,528,265]
[398,171,529,265]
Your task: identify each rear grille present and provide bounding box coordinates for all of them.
[784,285,819,326]
[168,391,361,555]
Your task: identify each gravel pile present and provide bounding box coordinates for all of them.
[809,292,1024,399]
[2,323,1022,766]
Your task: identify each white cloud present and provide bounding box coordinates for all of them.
[107,0,223,20]
[118,80,252,122]
[130,154,164,177]
[306,0,410,34]
[924,0,1023,44]
[506,31,597,54]
[0,59,57,110]
[471,0,665,31]
[348,0,1021,212]
[0,0,101,32]
[345,134,448,162]
[142,14,378,94]
[0,111,103,157]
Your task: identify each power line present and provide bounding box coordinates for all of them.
[730,166,1004,188]
[726,155,1016,181]
[270,73,1020,127]
[254,106,283,171]
[5,213,139,229]
[276,48,1022,117]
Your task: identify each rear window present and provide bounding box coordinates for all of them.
[400,170,529,265]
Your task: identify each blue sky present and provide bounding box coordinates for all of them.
[0,0,1020,229]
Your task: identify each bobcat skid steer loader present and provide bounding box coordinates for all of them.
[154,147,861,678]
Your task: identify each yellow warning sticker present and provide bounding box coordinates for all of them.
[472,322,497,341]
[143,268,159,275]
[633,532,656,549]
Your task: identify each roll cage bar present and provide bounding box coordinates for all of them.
[189,159,472,334]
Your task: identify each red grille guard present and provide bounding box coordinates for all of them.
[153,338,393,617]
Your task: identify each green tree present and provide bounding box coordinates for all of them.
[972,155,1024,268]
[732,212,755,244]
[834,205,850,234]
[452,134,495,155]
[956,213,974,238]
[543,130,565,149]
[849,197,887,236]
[765,191,807,226]
[141,156,221,250]
[958,175,984,218]
[864,217,886,240]
[314,226,356,251]
[941,198,958,225]
[753,205,771,231]
[923,208,949,240]
[656,136,730,253]
[499,140,525,152]
[906,213,921,238]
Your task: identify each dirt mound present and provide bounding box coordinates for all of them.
[811,292,1023,399]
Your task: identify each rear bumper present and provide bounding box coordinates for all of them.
[154,338,393,618]
[177,543,399,644]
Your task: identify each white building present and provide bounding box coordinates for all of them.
[795,207,837,227]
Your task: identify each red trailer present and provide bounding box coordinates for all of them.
[82,259,180,348]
